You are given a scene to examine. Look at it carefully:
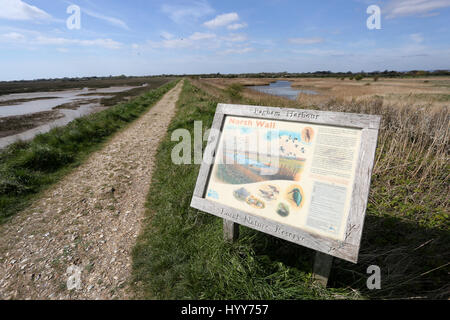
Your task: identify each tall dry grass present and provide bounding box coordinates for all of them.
[309,96,449,299]
[325,97,448,190]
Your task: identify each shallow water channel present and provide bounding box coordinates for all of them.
[0,85,143,149]
[250,80,317,100]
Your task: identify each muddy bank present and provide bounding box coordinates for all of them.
[0,111,64,138]
[0,104,107,149]
[0,97,60,107]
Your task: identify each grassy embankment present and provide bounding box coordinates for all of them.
[0,80,178,224]
[132,79,449,299]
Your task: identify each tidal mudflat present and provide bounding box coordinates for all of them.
[0,85,145,148]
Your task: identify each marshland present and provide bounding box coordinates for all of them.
[0,77,172,148]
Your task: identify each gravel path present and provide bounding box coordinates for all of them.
[0,82,183,300]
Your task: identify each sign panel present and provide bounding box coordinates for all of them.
[191,104,381,263]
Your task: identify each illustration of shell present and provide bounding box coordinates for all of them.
[233,187,250,201]
[246,195,265,209]
[276,203,289,217]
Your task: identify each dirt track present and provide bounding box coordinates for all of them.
[0,81,183,300]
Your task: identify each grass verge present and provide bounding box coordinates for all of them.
[132,79,449,300]
[0,80,178,224]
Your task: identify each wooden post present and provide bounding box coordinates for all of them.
[312,251,333,287]
[223,219,239,242]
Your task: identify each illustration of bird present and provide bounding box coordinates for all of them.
[268,185,280,194]
[288,188,303,207]
[304,129,311,143]
[259,189,275,200]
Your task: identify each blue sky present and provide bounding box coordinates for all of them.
[0,0,449,80]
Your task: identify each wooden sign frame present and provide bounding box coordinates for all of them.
[191,103,380,266]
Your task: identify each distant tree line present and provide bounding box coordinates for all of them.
[188,70,450,79]
[2,69,449,84]
[1,74,166,84]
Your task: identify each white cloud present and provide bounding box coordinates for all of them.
[0,0,52,21]
[82,8,129,30]
[1,32,26,41]
[289,37,324,45]
[156,38,191,49]
[34,36,122,49]
[189,32,216,41]
[292,48,346,56]
[222,34,248,42]
[227,22,248,30]
[410,33,424,43]
[204,13,239,28]
[148,31,217,49]
[349,39,377,48]
[385,0,450,18]
[162,0,214,24]
[223,47,253,54]
[160,31,175,40]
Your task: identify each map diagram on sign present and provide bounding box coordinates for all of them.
[206,115,362,241]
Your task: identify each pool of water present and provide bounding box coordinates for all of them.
[250,80,317,100]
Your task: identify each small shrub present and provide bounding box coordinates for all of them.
[17,144,74,172]
[225,83,244,101]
